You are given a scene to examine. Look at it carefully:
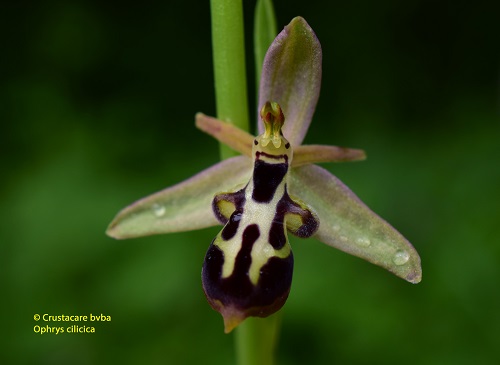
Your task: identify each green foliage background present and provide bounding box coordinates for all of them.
[2,1,499,364]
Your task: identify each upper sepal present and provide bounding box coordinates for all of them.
[289,165,422,284]
[258,16,322,146]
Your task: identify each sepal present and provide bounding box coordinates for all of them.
[290,164,422,283]
[258,16,322,146]
[106,156,251,239]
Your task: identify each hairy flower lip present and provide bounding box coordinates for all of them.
[202,251,293,334]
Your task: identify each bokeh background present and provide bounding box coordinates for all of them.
[2,1,499,364]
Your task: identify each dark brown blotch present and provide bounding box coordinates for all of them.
[252,160,288,203]
[221,211,243,241]
[202,227,293,325]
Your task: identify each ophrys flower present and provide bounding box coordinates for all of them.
[107,17,421,333]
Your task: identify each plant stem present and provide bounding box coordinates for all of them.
[254,0,277,93]
[210,1,282,364]
[210,0,250,159]
[235,313,281,365]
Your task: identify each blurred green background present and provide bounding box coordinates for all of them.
[2,1,499,364]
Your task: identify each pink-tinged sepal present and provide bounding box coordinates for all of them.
[106,156,251,239]
[258,16,322,146]
[290,165,422,284]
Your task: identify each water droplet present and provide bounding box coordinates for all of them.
[393,250,410,265]
[356,237,371,247]
[151,203,165,217]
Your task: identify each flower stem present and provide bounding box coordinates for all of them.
[210,1,281,364]
[210,0,250,159]
[235,313,281,365]
[254,0,277,93]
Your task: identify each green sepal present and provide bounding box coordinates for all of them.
[106,156,252,239]
[289,165,422,283]
[258,17,322,146]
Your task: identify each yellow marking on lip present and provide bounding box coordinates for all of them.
[248,238,291,285]
[285,213,303,233]
[214,233,243,280]
[215,200,236,221]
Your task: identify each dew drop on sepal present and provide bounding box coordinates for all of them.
[151,203,165,217]
[393,250,410,265]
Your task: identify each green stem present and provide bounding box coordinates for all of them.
[210,0,250,159]
[210,1,281,364]
[235,313,281,365]
[254,0,277,93]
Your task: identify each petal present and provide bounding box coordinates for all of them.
[293,145,366,167]
[258,16,322,146]
[195,113,366,166]
[106,156,252,239]
[289,165,422,283]
[196,113,254,158]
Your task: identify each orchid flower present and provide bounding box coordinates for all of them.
[106,17,421,333]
